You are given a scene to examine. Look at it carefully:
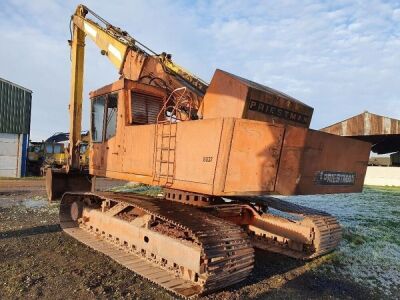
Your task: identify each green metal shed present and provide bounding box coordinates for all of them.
[0,77,32,134]
[0,77,32,177]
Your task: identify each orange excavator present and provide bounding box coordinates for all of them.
[46,5,371,297]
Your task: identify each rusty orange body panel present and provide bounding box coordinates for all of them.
[88,76,370,196]
[200,70,314,127]
[275,127,370,194]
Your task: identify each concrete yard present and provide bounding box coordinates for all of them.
[0,178,398,299]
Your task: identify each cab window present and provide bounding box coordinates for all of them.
[91,96,106,142]
[91,93,118,142]
[105,93,118,140]
[79,143,88,154]
[45,144,53,154]
[53,144,62,153]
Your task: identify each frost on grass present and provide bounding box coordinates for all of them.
[281,186,400,297]
[107,183,163,197]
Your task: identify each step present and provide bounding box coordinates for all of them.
[156,160,175,164]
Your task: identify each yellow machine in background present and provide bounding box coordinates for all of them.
[79,132,90,171]
[27,132,89,176]
[27,141,66,175]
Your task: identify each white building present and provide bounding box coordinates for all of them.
[0,77,32,178]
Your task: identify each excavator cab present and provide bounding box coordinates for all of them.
[45,80,168,201]
[89,80,167,176]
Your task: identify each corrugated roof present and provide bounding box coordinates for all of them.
[321,111,400,136]
[0,77,32,93]
[321,111,400,154]
[0,77,32,134]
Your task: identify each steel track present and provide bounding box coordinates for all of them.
[59,192,254,298]
[226,196,342,259]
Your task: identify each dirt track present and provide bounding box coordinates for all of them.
[0,178,380,299]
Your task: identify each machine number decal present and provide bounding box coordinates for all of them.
[248,99,310,125]
[203,156,213,162]
[315,171,356,185]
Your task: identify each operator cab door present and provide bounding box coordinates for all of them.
[91,92,120,173]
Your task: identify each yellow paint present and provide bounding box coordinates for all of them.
[162,58,208,94]
[68,5,129,170]
[68,18,85,170]
[74,17,128,70]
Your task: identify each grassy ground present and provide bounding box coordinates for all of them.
[364,184,400,192]
[282,186,400,298]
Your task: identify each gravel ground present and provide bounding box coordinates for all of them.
[0,178,387,299]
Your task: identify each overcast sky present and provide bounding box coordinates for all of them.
[0,0,399,140]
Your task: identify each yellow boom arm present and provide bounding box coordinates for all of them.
[72,15,129,71]
[68,4,207,171]
[68,5,133,170]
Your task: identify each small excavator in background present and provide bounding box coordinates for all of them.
[27,132,89,176]
[46,5,371,298]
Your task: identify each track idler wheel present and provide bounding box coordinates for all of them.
[70,201,84,221]
[59,194,84,229]
[300,215,342,258]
